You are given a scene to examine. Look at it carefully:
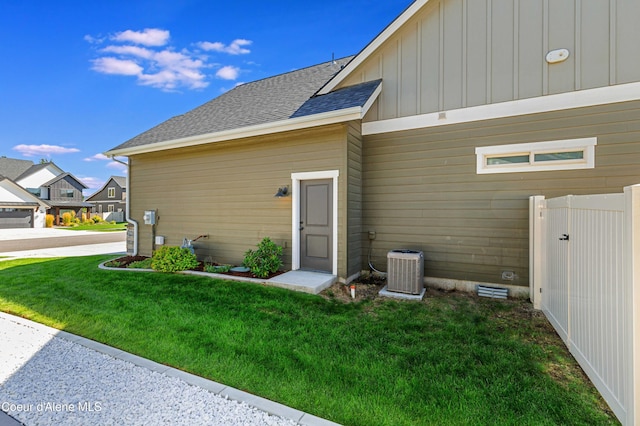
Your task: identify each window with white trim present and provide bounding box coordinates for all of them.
[475,137,597,174]
[108,205,114,212]
[107,187,115,198]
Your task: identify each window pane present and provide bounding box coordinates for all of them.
[487,155,530,165]
[534,151,583,162]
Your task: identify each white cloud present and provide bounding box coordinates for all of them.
[216,65,240,80]
[102,45,154,59]
[78,176,104,190]
[84,34,105,44]
[198,39,252,55]
[91,57,143,76]
[13,144,80,157]
[84,153,109,162]
[107,161,128,173]
[87,28,252,91]
[112,28,170,46]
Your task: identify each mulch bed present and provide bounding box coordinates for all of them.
[106,256,284,280]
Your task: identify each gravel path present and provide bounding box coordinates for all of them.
[0,314,301,426]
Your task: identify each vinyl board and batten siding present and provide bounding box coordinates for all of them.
[49,177,84,203]
[362,100,640,286]
[341,0,640,122]
[129,125,352,274]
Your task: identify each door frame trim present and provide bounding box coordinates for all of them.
[291,170,339,275]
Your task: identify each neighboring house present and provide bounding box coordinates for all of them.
[0,177,48,228]
[85,176,126,219]
[0,157,91,227]
[39,173,91,225]
[105,0,640,294]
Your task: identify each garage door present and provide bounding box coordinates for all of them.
[0,209,32,228]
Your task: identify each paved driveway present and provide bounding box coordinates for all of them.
[0,228,126,258]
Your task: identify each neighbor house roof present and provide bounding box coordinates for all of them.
[0,157,34,180]
[13,161,64,183]
[106,56,383,157]
[41,172,88,189]
[111,176,126,188]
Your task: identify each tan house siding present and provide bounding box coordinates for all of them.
[129,124,356,276]
[362,100,640,286]
[342,0,640,121]
[346,121,363,278]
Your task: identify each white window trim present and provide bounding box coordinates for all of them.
[107,187,115,198]
[475,137,597,174]
[290,170,339,276]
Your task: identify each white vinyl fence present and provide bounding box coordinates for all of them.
[529,184,640,425]
[97,211,124,223]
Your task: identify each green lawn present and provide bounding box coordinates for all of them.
[0,256,617,425]
[57,222,127,231]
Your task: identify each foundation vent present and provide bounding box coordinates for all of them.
[477,285,508,299]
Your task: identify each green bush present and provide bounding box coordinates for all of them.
[128,258,153,269]
[151,246,199,273]
[243,237,283,278]
[204,264,231,273]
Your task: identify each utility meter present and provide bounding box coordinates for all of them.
[143,210,156,225]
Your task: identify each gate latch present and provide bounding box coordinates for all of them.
[559,233,570,241]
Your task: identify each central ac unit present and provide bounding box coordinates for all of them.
[387,249,424,294]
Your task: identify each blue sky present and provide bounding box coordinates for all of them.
[0,1,412,195]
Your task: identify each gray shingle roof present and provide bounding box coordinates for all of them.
[41,172,88,189]
[110,57,355,152]
[111,176,126,188]
[291,79,382,118]
[0,157,34,180]
[14,163,52,182]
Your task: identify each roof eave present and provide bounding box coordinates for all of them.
[318,0,429,95]
[105,106,365,157]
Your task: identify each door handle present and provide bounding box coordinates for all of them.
[299,221,304,231]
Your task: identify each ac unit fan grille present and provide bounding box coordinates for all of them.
[387,250,424,294]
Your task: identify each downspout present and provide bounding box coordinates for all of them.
[109,156,138,255]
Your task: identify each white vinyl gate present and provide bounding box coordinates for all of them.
[529,184,640,426]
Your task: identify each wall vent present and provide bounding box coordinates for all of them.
[387,250,424,294]
[477,285,508,299]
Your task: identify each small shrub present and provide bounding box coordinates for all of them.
[204,264,231,273]
[151,246,199,273]
[104,260,123,268]
[62,212,72,226]
[128,258,153,269]
[243,237,283,278]
[92,216,102,223]
[45,214,54,228]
